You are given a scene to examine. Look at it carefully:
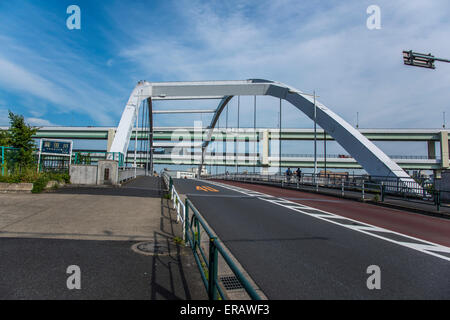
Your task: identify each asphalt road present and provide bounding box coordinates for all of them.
[173,178,450,300]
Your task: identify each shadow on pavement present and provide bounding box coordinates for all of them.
[53,176,163,198]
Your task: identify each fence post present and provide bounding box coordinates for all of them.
[1,146,4,176]
[381,182,385,202]
[341,181,344,197]
[362,180,365,200]
[208,237,219,300]
[184,199,189,244]
[436,191,441,212]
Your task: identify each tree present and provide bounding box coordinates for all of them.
[0,129,11,146]
[8,111,38,168]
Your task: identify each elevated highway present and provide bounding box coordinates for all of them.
[6,126,448,170]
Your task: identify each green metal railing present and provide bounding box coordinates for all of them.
[183,197,262,300]
[72,151,124,167]
[0,146,20,176]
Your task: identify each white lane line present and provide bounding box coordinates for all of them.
[206,180,450,262]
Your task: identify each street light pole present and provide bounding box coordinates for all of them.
[254,96,256,174]
[313,90,317,183]
[443,111,446,129]
[324,129,327,174]
[236,96,240,174]
[279,98,282,176]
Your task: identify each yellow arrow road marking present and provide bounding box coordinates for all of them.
[196,185,219,192]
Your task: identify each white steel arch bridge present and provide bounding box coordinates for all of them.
[109,79,418,186]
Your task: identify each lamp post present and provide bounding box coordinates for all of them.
[313,90,317,183]
[279,98,282,176]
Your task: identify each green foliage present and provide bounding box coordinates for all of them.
[31,175,49,193]
[31,172,69,193]
[0,130,11,146]
[163,193,171,199]
[0,166,39,183]
[0,111,70,190]
[173,237,184,245]
[74,152,91,165]
[6,111,38,169]
[0,169,69,193]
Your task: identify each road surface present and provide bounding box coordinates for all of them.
[173,178,450,300]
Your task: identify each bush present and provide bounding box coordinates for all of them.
[46,172,70,184]
[0,167,39,183]
[31,172,70,193]
[0,167,70,193]
[32,175,50,193]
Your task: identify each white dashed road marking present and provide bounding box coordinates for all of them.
[204,180,450,262]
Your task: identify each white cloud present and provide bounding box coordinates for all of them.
[26,117,55,127]
[119,0,450,129]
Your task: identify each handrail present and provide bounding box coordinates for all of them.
[162,172,184,225]
[161,172,262,300]
[184,198,262,300]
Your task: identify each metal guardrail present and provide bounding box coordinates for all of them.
[171,185,185,224]
[207,173,447,211]
[184,198,261,300]
[162,172,184,231]
[118,168,145,183]
[161,172,261,300]
[73,151,124,166]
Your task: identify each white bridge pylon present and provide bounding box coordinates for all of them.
[109,79,416,184]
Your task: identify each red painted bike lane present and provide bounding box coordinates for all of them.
[214,180,450,247]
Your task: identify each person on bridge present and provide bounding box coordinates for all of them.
[296,168,302,181]
[286,168,292,182]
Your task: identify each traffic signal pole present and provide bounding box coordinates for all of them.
[403,50,450,69]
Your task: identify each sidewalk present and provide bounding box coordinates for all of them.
[0,176,206,299]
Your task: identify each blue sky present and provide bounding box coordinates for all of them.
[0,0,449,132]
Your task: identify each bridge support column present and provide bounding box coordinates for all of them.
[440,131,449,168]
[427,141,436,159]
[107,129,116,152]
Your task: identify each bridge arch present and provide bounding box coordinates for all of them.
[110,79,414,183]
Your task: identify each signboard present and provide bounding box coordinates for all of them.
[41,140,72,156]
[37,139,73,172]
